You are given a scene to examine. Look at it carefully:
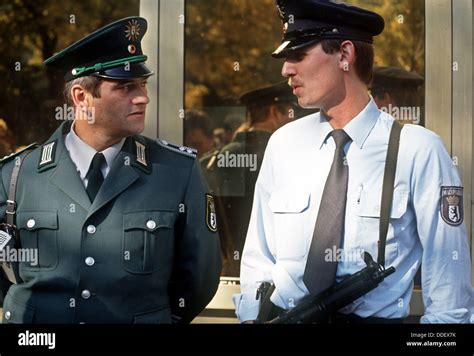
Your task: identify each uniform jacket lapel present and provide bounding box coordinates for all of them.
[86,137,140,220]
[45,122,93,211]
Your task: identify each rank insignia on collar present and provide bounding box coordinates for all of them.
[135,141,147,166]
[205,194,217,233]
[131,138,151,174]
[37,140,58,171]
[441,186,463,226]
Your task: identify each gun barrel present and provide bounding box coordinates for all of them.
[269,263,396,324]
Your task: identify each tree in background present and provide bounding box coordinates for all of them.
[351,0,425,75]
[0,0,139,149]
[185,0,285,108]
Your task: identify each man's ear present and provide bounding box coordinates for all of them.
[70,84,95,122]
[71,84,92,109]
[268,104,279,119]
[339,40,356,72]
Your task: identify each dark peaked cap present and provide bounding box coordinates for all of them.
[44,17,154,82]
[240,81,296,107]
[273,0,385,58]
[372,66,424,88]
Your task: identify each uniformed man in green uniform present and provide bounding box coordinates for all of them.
[0,17,221,323]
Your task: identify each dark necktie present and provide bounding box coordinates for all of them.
[86,152,105,202]
[303,129,352,295]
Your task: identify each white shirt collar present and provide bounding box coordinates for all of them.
[65,122,125,181]
[315,97,380,150]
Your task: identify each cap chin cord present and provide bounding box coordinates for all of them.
[71,55,148,77]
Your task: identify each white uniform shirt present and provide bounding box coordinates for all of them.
[234,99,473,323]
[64,123,125,188]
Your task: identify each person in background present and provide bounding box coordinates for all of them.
[371,66,424,125]
[184,109,216,159]
[205,81,298,276]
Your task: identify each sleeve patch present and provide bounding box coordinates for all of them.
[440,186,463,226]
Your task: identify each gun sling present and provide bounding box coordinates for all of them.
[1,152,32,284]
[257,120,403,322]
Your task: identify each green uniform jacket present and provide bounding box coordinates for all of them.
[0,121,221,324]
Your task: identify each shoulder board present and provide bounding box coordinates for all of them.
[156,139,197,158]
[0,143,39,165]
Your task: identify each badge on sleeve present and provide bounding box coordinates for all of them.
[205,194,217,233]
[441,187,463,226]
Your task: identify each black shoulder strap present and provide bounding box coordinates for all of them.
[6,157,23,227]
[1,149,36,284]
[378,121,403,266]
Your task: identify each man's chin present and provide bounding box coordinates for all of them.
[298,99,319,110]
[122,123,145,137]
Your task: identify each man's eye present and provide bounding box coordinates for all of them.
[287,52,306,61]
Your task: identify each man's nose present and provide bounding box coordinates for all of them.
[132,87,150,105]
[282,60,296,78]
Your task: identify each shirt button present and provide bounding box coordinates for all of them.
[85,257,95,266]
[87,225,96,234]
[4,311,11,320]
[26,219,36,229]
[81,290,91,299]
[146,220,157,230]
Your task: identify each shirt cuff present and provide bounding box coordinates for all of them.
[420,308,471,324]
[233,293,260,322]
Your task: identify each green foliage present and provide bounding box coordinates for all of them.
[350,0,425,74]
[185,0,285,107]
[0,0,139,148]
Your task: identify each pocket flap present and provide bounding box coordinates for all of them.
[357,189,409,219]
[3,292,35,323]
[269,191,310,213]
[124,210,174,231]
[17,210,58,231]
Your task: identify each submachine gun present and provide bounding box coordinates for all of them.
[267,252,395,324]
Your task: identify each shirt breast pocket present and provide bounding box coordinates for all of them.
[17,210,59,271]
[355,188,409,265]
[269,191,311,260]
[123,210,175,274]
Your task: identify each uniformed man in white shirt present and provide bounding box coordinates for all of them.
[234,0,473,323]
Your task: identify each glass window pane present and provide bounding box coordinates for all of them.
[184,0,425,279]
